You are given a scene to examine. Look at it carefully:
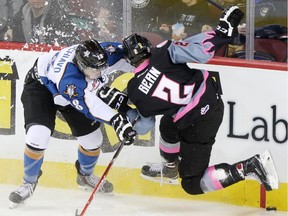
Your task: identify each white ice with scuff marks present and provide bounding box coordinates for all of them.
[0,184,286,216]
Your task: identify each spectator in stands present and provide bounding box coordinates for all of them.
[96,0,123,41]
[238,0,287,39]
[4,0,79,46]
[0,0,23,40]
[214,0,287,27]
[255,0,287,28]
[216,0,287,62]
[64,0,100,41]
[159,0,219,41]
[131,0,174,33]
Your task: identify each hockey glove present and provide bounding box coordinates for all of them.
[216,6,244,37]
[97,86,131,113]
[110,113,137,145]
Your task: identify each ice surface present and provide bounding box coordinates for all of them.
[0,184,286,216]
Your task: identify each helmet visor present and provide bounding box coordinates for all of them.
[78,60,108,80]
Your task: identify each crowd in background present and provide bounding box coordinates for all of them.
[0,0,287,62]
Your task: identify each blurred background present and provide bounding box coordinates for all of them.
[0,0,287,61]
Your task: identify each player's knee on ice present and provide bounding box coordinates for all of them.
[178,142,213,195]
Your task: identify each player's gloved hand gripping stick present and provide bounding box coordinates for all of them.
[110,113,137,145]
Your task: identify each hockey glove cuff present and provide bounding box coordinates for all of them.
[97,86,131,113]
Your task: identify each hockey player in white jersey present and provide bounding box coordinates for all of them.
[98,6,279,195]
[9,40,137,208]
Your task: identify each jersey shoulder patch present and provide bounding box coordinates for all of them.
[100,42,124,66]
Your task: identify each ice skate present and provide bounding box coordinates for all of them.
[141,162,179,185]
[75,160,114,195]
[242,150,279,191]
[9,170,42,209]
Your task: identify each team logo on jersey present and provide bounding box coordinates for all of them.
[64,84,78,98]
[201,104,210,115]
[104,44,118,55]
[131,0,149,8]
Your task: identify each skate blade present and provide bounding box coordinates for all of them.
[9,201,25,209]
[140,174,179,185]
[260,150,279,190]
[77,185,114,196]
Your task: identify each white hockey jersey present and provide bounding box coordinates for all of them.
[36,42,134,124]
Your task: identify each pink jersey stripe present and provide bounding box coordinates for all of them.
[207,166,224,190]
[173,70,209,122]
[133,59,150,74]
[202,31,215,56]
[159,144,180,154]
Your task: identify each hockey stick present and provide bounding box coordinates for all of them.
[207,0,224,11]
[75,140,125,216]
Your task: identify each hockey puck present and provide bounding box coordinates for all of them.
[266,206,277,211]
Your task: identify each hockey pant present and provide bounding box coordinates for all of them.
[158,101,244,194]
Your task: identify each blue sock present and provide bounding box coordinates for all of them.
[23,145,44,183]
[77,146,100,176]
